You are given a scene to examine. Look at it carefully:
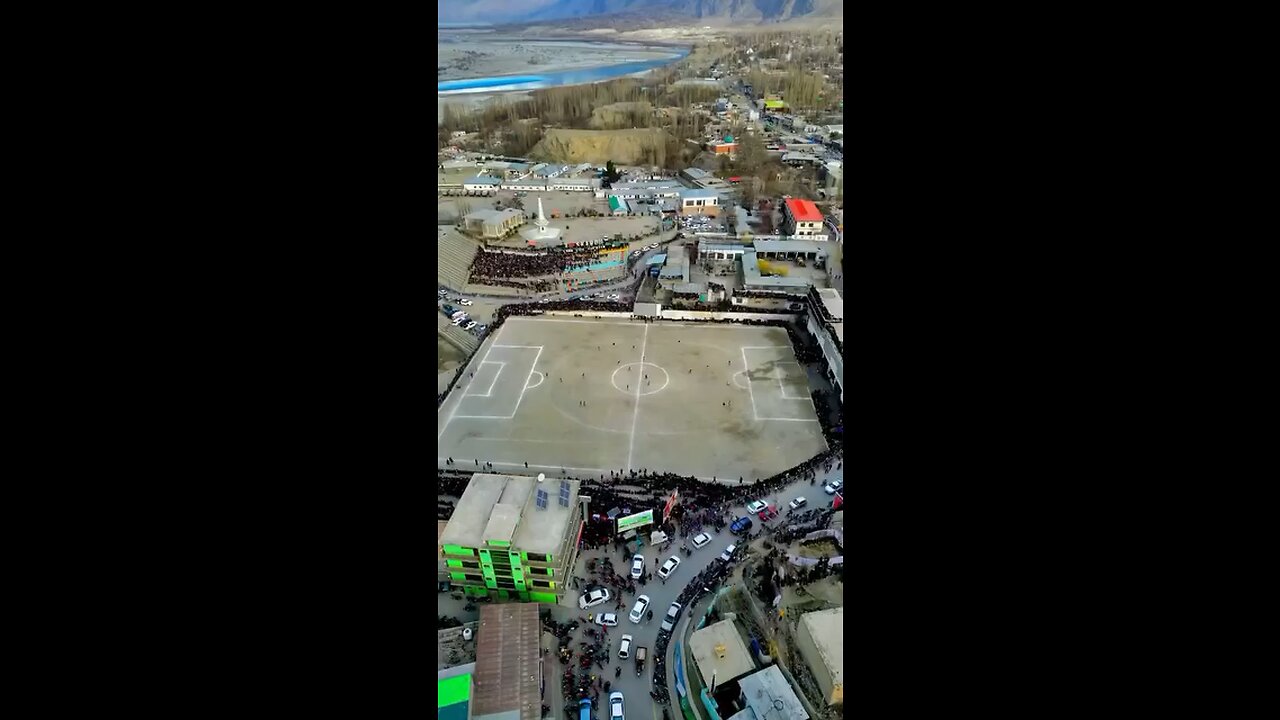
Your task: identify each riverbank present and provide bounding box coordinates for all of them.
[437,37,680,83]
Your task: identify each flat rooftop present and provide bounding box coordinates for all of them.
[689,619,755,686]
[473,604,541,720]
[466,208,524,224]
[439,474,578,554]
[679,188,721,200]
[799,607,844,686]
[731,665,809,720]
[753,240,829,257]
[742,251,814,289]
[814,288,844,321]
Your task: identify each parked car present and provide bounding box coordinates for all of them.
[619,634,633,659]
[630,554,644,579]
[788,497,807,510]
[746,500,768,514]
[464,321,477,330]
[824,480,843,495]
[458,299,473,306]
[609,692,625,720]
[758,505,778,522]
[719,544,737,562]
[595,612,619,627]
[657,556,681,579]
[442,304,455,315]
[579,587,612,610]
[608,293,620,301]
[691,532,711,549]
[730,516,753,535]
[451,316,466,326]
[660,602,682,632]
[629,595,651,623]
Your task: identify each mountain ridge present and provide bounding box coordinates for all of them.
[441,0,841,24]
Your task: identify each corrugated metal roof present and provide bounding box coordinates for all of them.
[473,604,541,720]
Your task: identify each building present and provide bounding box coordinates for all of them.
[689,619,756,689]
[502,179,547,192]
[608,196,630,216]
[805,288,843,403]
[472,604,542,720]
[678,188,721,217]
[698,241,749,261]
[609,181,684,201]
[794,607,844,706]
[763,98,786,110]
[439,473,584,602]
[709,141,739,156]
[781,198,824,236]
[438,665,476,720]
[464,209,525,239]
[680,167,712,185]
[752,240,828,265]
[741,250,813,293]
[548,178,600,192]
[726,666,809,720]
[535,164,568,179]
[463,176,503,194]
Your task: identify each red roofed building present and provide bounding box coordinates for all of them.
[782,197,825,237]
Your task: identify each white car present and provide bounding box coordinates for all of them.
[595,612,619,627]
[824,480,843,495]
[579,587,612,610]
[629,595,651,623]
[660,601,682,632]
[458,299,473,306]
[630,554,644,579]
[746,500,768,514]
[788,497,807,510]
[464,321,477,330]
[657,556,681,579]
[608,293,620,301]
[618,634,633,659]
[452,316,466,326]
[438,289,448,296]
[538,297,551,303]
[719,544,737,562]
[691,532,711,549]
[609,692,624,720]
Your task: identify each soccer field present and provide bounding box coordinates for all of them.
[436,317,828,482]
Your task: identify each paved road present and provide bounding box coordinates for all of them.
[547,463,844,720]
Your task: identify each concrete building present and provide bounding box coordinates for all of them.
[698,241,749,261]
[464,209,525,239]
[438,664,476,720]
[439,473,584,603]
[781,198,825,236]
[548,178,600,192]
[609,181,684,201]
[710,141,739,156]
[608,196,630,216]
[805,288,843,404]
[502,180,547,192]
[689,618,756,689]
[741,250,813,293]
[726,666,809,720]
[678,188,722,217]
[472,604,543,720]
[794,607,844,706]
[463,176,503,194]
[752,240,828,264]
[680,167,712,185]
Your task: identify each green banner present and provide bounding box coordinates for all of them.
[616,509,654,534]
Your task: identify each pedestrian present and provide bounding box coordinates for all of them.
[475,459,479,466]
[525,462,529,468]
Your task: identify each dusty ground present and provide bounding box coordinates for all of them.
[436,317,827,481]
[530,128,674,165]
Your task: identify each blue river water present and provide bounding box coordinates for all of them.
[438,47,688,95]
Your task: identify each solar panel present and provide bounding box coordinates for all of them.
[559,480,570,499]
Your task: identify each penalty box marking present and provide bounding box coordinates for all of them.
[463,361,506,397]
[741,346,822,422]
[444,343,544,426]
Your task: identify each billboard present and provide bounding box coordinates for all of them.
[616,509,654,534]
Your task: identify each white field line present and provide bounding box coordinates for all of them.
[438,323,507,438]
[508,346,544,419]
[625,322,650,473]
[741,346,760,421]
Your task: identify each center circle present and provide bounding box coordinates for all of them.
[610,362,670,396]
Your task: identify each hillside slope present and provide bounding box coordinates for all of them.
[444,0,841,24]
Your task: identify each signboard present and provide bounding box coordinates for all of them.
[662,490,680,523]
[616,509,654,535]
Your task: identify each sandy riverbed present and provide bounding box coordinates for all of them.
[437,37,678,82]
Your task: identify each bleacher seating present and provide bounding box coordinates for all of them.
[438,232,480,290]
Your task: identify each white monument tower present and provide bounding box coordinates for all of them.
[521,197,563,246]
